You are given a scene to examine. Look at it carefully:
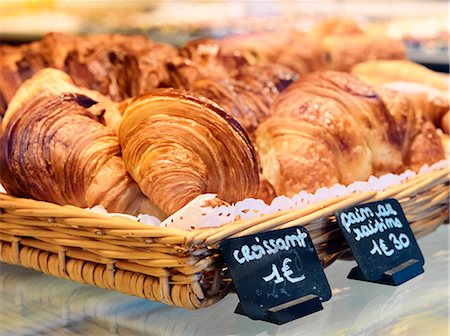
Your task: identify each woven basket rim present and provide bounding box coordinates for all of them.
[0,167,448,246]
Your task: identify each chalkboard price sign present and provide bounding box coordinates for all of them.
[335,198,424,285]
[220,226,331,325]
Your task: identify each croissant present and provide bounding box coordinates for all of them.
[351,60,449,127]
[442,112,450,135]
[189,63,296,134]
[119,88,260,215]
[311,16,364,37]
[0,41,48,115]
[256,117,341,196]
[351,60,449,92]
[377,82,449,127]
[0,70,164,218]
[220,31,328,75]
[166,39,250,90]
[3,69,122,133]
[0,33,177,115]
[374,87,445,171]
[257,71,444,196]
[166,38,297,135]
[45,33,178,100]
[321,35,406,71]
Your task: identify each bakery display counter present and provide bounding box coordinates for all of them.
[0,2,448,335]
[0,224,447,335]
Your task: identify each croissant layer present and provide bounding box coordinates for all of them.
[0,71,164,218]
[119,88,260,215]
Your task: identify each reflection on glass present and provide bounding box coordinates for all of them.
[0,225,447,336]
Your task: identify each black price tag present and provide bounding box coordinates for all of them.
[220,226,331,325]
[335,198,424,285]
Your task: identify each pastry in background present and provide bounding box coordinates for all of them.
[219,17,405,74]
[321,35,406,71]
[442,111,449,135]
[0,41,47,114]
[311,16,364,37]
[351,60,449,131]
[0,33,177,115]
[189,62,296,134]
[220,31,328,75]
[168,38,297,134]
[351,60,448,91]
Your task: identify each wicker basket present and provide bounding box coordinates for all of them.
[0,168,448,309]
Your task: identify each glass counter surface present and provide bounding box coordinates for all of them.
[0,225,448,336]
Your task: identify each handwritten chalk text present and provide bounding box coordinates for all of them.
[233,229,307,264]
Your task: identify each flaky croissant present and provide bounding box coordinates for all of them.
[3,69,122,133]
[257,71,444,196]
[0,70,164,218]
[374,87,445,171]
[0,33,177,116]
[351,60,449,128]
[351,60,449,92]
[0,41,47,115]
[167,39,249,90]
[119,88,260,215]
[220,31,328,76]
[190,63,296,134]
[167,38,297,134]
[321,35,406,71]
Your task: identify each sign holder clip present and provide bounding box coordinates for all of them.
[348,258,424,286]
[235,294,323,325]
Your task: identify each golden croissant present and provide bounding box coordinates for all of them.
[0,33,177,116]
[256,71,445,196]
[321,35,406,71]
[351,60,449,128]
[0,69,164,218]
[119,88,260,215]
[351,60,449,92]
[166,39,250,91]
[189,63,296,134]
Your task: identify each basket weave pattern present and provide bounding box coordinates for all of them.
[0,168,448,309]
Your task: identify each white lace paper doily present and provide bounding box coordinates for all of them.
[90,159,448,230]
[2,160,448,231]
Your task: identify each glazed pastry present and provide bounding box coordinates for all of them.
[3,69,122,133]
[220,31,328,75]
[257,71,444,196]
[311,16,364,36]
[375,87,445,171]
[0,71,164,218]
[169,38,297,134]
[0,33,177,115]
[273,71,404,174]
[0,42,47,115]
[351,60,449,92]
[119,88,260,215]
[377,82,449,127]
[167,38,249,89]
[190,63,296,133]
[351,60,449,127]
[442,111,450,135]
[322,35,406,71]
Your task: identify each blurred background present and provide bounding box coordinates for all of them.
[0,1,448,71]
[0,0,449,72]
